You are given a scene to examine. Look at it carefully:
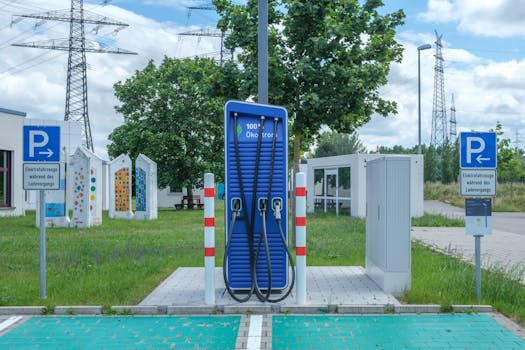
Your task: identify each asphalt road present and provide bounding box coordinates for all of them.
[424,200,525,236]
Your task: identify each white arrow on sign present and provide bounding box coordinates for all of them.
[38,148,54,158]
[476,154,490,164]
[28,129,49,157]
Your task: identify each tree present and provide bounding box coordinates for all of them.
[440,138,455,184]
[311,131,367,158]
[377,145,415,154]
[494,122,524,199]
[424,144,438,182]
[108,57,240,195]
[214,0,405,171]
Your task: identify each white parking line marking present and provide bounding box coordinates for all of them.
[246,315,262,350]
[0,316,23,333]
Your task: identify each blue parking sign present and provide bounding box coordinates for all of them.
[23,126,60,162]
[460,132,497,169]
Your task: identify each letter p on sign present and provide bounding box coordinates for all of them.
[28,130,49,157]
[466,137,485,164]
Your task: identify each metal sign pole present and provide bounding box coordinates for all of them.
[474,234,482,302]
[39,190,46,299]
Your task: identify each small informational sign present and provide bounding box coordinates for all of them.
[23,163,60,190]
[460,169,497,197]
[465,198,492,235]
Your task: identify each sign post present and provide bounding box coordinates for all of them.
[23,125,61,299]
[459,132,497,302]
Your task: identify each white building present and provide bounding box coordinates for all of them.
[0,108,26,217]
[157,186,204,208]
[306,154,424,218]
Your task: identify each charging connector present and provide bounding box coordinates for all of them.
[258,197,268,214]
[231,198,242,214]
[272,198,283,220]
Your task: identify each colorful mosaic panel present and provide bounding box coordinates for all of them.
[136,167,146,211]
[72,163,87,225]
[89,168,97,212]
[114,168,130,211]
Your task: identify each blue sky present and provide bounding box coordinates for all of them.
[0,0,524,157]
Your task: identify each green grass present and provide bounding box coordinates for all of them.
[0,206,523,326]
[425,181,525,211]
[0,206,224,306]
[407,242,525,325]
[411,213,464,227]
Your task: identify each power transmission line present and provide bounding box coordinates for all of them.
[11,0,136,151]
[0,50,63,75]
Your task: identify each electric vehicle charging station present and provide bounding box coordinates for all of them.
[224,100,294,302]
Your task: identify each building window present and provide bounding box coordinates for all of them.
[0,150,12,207]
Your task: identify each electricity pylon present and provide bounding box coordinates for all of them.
[178,28,233,64]
[12,0,136,151]
[449,94,457,141]
[431,30,448,147]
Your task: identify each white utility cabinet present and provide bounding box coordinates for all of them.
[366,156,411,296]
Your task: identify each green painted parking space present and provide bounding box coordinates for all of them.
[0,315,240,349]
[273,314,525,350]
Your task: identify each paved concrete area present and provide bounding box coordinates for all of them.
[419,200,525,284]
[139,266,400,307]
[425,199,525,236]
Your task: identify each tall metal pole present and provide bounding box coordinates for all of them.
[258,0,268,104]
[417,44,431,154]
[475,235,482,301]
[39,190,47,299]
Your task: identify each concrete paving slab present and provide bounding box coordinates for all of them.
[139,266,400,308]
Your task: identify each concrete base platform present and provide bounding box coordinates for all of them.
[139,266,400,307]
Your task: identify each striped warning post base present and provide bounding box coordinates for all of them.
[203,173,215,305]
[295,172,307,305]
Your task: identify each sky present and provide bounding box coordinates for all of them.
[0,0,524,159]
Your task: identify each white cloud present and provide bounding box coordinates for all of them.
[0,0,226,159]
[417,0,456,23]
[142,0,189,9]
[418,0,525,37]
[357,38,524,151]
[2,0,524,158]
[443,48,480,63]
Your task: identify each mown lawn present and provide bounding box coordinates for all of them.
[0,205,523,326]
[0,207,224,306]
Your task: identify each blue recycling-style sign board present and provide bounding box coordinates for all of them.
[460,132,497,169]
[23,126,60,162]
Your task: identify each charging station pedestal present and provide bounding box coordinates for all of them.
[224,100,289,295]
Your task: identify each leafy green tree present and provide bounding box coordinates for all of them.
[214,0,405,171]
[440,138,455,184]
[312,131,367,158]
[424,144,438,182]
[377,145,415,154]
[494,122,524,199]
[108,58,240,194]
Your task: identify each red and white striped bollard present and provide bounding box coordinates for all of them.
[204,173,215,305]
[295,172,307,304]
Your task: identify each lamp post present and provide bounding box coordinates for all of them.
[417,44,432,154]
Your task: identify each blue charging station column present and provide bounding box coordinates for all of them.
[224,100,289,293]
